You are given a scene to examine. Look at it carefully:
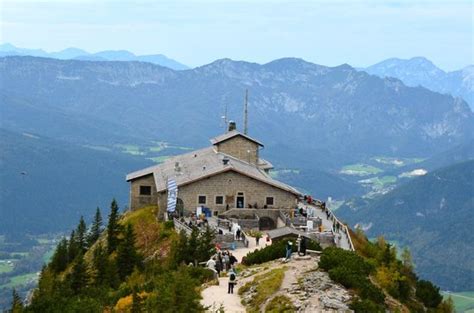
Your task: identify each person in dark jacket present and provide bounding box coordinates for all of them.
[228,269,237,294]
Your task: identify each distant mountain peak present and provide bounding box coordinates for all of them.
[0,43,17,51]
[364,56,473,110]
[0,43,189,70]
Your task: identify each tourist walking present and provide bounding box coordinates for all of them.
[206,257,218,280]
[228,269,237,294]
[285,241,293,260]
[229,253,238,269]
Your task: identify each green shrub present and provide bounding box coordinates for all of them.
[349,299,385,313]
[265,295,295,312]
[415,280,442,308]
[321,247,384,305]
[243,237,321,266]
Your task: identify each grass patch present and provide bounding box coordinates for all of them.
[239,267,287,313]
[1,273,38,289]
[148,155,171,163]
[266,295,295,312]
[42,246,56,263]
[359,176,397,188]
[442,291,474,313]
[115,144,145,156]
[121,206,158,226]
[82,144,111,152]
[340,164,383,176]
[269,169,300,179]
[372,156,426,167]
[0,262,14,273]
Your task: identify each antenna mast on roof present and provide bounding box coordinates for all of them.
[243,89,248,135]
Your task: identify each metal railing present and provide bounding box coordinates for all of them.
[310,199,355,251]
[173,218,193,235]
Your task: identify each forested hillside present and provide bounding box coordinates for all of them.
[338,160,474,291]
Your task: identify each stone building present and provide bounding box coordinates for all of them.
[126,129,301,216]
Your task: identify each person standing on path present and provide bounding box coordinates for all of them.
[285,241,293,260]
[228,269,237,294]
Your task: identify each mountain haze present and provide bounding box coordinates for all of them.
[0,43,189,70]
[1,56,472,171]
[364,57,474,110]
[338,160,474,291]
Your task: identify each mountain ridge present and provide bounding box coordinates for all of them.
[364,56,473,109]
[0,43,189,70]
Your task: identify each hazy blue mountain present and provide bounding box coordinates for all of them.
[92,49,136,60]
[73,55,108,61]
[50,47,89,59]
[0,43,189,70]
[0,128,151,235]
[1,56,472,170]
[364,57,474,109]
[338,160,474,291]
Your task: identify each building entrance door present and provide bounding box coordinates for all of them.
[236,196,245,208]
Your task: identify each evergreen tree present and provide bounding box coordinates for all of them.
[68,230,79,262]
[87,207,103,246]
[107,199,121,254]
[69,253,89,293]
[91,243,108,286]
[196,226,215,262]
[10,289,23,313]
[50,238,69,273]
[116,224,142,281]
[186,228,200,264]
[401,247,413,271]
[171,230,189,267]
[76,216,87,254]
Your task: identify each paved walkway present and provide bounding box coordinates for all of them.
[201,235,270,312]
[297,202,352,251]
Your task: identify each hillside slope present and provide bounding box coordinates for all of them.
[0,129,151,235]
[338,160,474,291]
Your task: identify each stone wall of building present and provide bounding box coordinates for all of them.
[216,136,259,164]
[129,174,158,210]
[176,171,298,215]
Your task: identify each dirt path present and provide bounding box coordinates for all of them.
[201,236,270,312]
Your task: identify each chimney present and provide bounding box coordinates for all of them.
[222,157,230,165]
[228,120,236,132]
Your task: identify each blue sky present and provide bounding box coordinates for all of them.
[0,0,472,70]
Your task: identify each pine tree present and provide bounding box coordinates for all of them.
[186,228,200,264]
[91,243,108,286]
[10,289,23,313]
[50,238,69,273]
[197,226,215,262]
[69,253,89,293]
[68,230,79,262]
[401,247,413,271]
[87,207,103,246]
[171,230,189,267]
[76,216,87,254]
[107,199,121,254]
[116,224,141,281]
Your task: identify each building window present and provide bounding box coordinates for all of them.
[266,197,274,206]
[198,195,207,205]
[139,186,152,195]
[215,196,224,205]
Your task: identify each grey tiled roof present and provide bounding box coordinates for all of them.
[210,130,264,146]
[126,146,300,195]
